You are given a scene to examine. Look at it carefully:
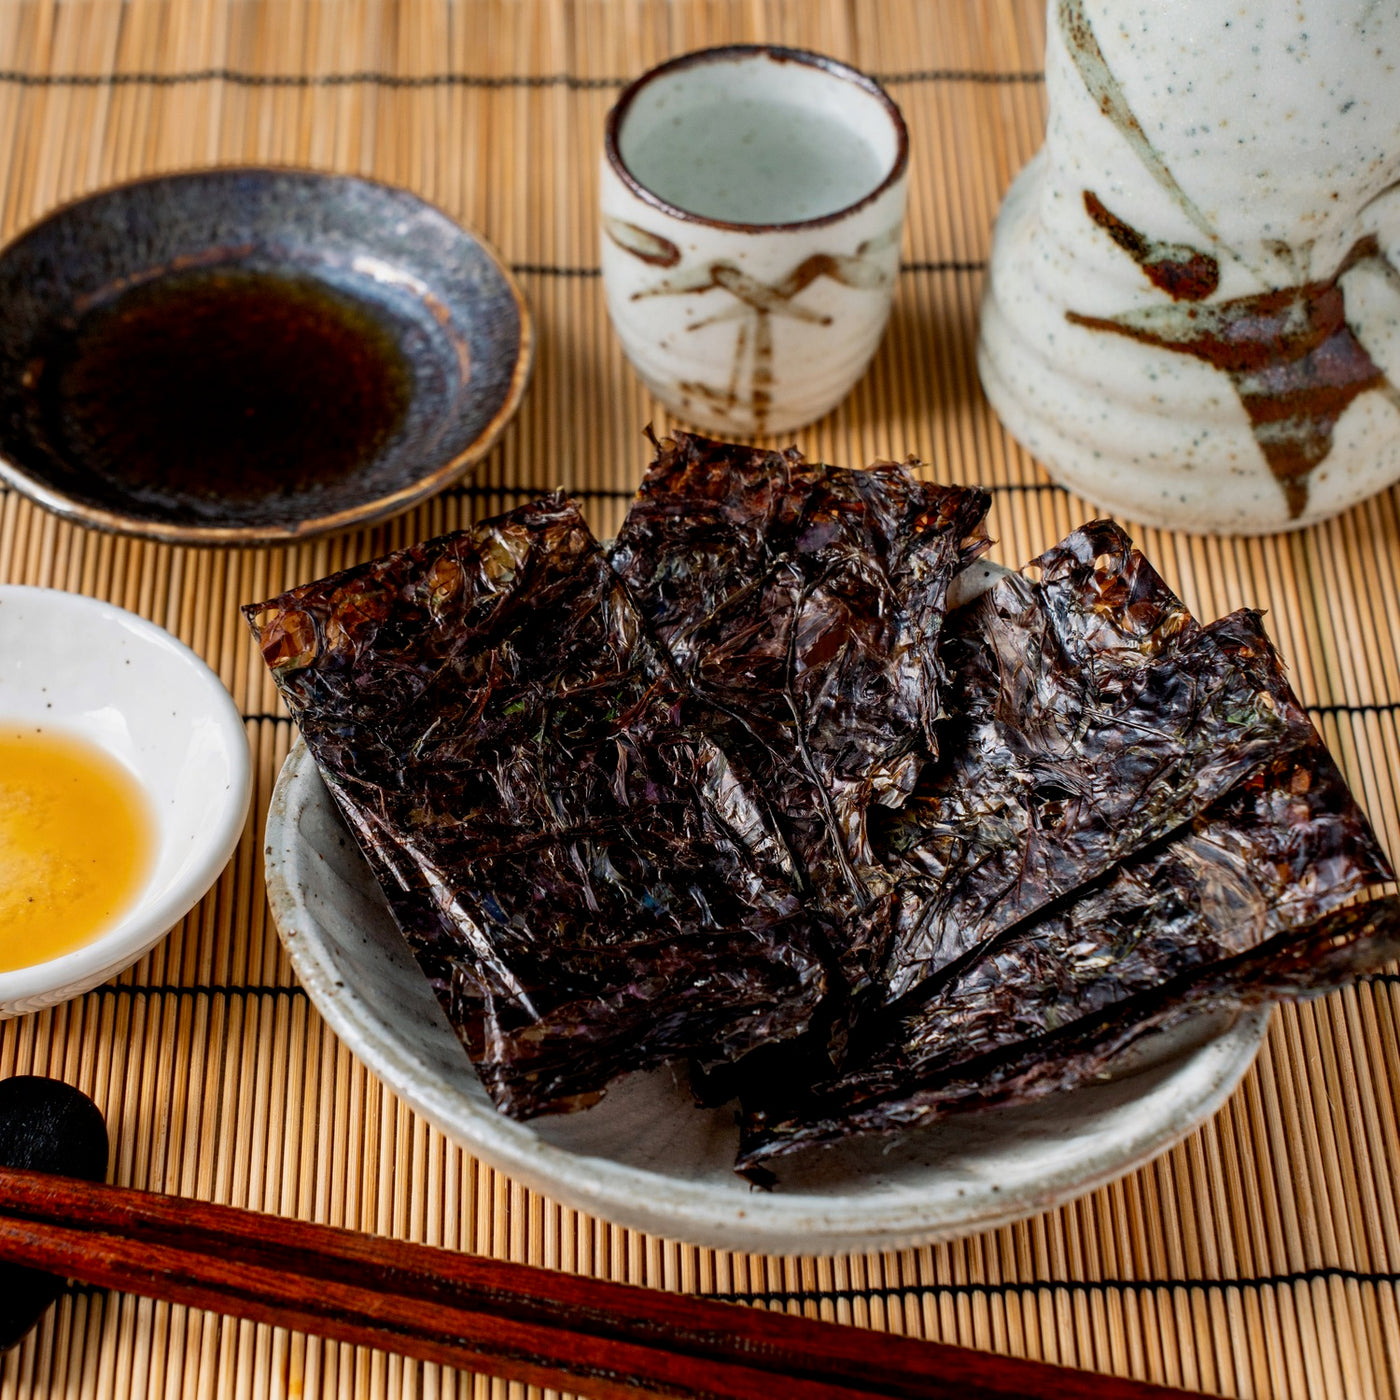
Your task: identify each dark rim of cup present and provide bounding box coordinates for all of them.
[604,44,910,232]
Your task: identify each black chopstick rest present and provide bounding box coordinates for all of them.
[0,1076,108,1349]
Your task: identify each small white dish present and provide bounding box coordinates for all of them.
[0,586,251,1014]
[266,739,1268,1255]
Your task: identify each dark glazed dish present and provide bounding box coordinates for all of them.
[0,169,531,544]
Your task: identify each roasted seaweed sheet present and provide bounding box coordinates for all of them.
[734,526,1389,1162]
[609,430,991,994]
[739,734,1393,1162]
[245,495,829,1117]
[871,523,1319,1004]
[739,895,1400,1165]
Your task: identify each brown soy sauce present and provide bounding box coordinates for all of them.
[44,267,413,519]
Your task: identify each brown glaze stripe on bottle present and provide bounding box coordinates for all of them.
[1068,224,1400,519]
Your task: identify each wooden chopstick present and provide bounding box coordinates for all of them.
[0,1166,1205,1400]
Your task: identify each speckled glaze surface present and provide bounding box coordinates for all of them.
[601,47,908,437]
[0,168,531,544]
[979,1,1400,534]
[265,738,1270,1255]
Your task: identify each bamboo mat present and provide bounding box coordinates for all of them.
[0,1,1397,1396]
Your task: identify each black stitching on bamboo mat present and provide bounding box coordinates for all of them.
[96,984,306,1000]
[512,264,600,277]
[708,1265,1400,1307]
[901,260,988,274]
[448,483,637,500]
[436,481,1067,503]
[0,68,1043,91]
[4,479,1062,506]
[0,69,621,89]
[512,261,987,276]
[0,479,1047,501]
[169,481,1064,506]
[881,70,1044,85]
[57,1265,1400,1310]
[1355,972,1400,988]
[1307,701,1400,717]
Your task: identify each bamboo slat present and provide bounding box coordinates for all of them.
[0,2,1395,1397]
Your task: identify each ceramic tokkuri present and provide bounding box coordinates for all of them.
[979,0,1400,534]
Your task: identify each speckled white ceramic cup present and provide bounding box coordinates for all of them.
[979,0,1400,534]
[601,46,908,437]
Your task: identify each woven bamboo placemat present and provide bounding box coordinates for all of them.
[0,1,1396,1396]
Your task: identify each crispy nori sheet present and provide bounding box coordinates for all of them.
[737,895,1400,1166]
[872,523,1319,1003]
[609,430,991,993]
[244,494,829,1118]
[738,735,1392,1161]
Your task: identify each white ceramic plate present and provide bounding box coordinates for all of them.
[265,739,1268,1255]
[0,586,251,1014]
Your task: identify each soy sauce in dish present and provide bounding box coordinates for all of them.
[0,725,154,971]
[41,267,413,516]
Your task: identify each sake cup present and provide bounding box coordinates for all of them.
[601,46,909,437]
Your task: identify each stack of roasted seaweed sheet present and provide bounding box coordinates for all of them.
[246,432,1399,1172]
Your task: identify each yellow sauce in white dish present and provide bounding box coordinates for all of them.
[0,725,155,971]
